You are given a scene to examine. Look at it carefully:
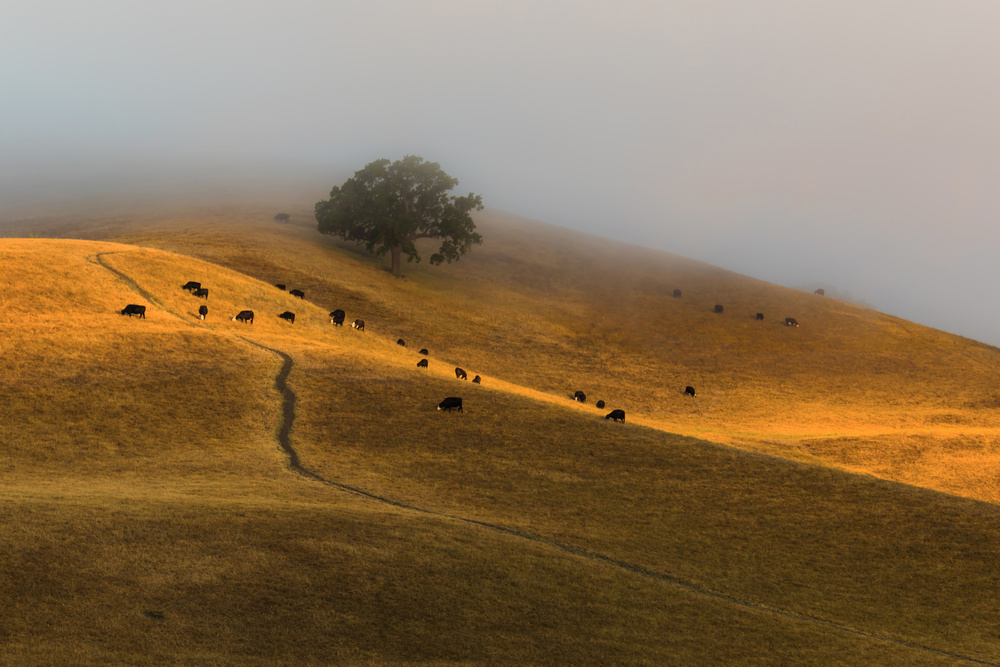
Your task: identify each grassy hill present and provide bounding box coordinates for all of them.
[10,203,1000,501]
[3,206,1000,664]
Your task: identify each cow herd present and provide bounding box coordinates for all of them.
[116,274,813,427]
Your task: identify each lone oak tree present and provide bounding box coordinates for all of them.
[315,155,484,278]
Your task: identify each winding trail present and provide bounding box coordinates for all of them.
[92,250,998,666]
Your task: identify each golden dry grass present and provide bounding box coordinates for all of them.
[3,216,1000,664]
[15,204,998,501]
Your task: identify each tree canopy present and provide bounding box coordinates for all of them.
[315,155,484,278]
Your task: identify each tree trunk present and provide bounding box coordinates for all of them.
[390,243,402,277]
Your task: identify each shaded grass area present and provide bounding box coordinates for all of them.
[0,493,960,666]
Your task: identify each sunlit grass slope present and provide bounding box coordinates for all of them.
[3,237,1000,664]
[15,203,1000,503]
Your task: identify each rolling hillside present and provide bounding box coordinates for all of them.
[8,203,1000,501]
[3,206,1000,664]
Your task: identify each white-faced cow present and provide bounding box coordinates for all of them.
[232,310,254,324]
[574,391,586,403]
[182,281,201,292]
[684,386,696,397]
[417,359,428,368]
[121,304,146,318]
[330,310,346,326]
[438,397,463,412]
[278,311,295,324]
[193,288,208,299]
[352,319,365,331]
[455,367,467,380]
[290,289,305,299]
[198,305,208,320]
[605,409,625,422]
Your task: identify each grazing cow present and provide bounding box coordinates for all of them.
[275,284,286,291]
[397,339,406,347]
[352,319,365,331]
[193,288,208,299]
[419,348,428,356]
[278,311,295,324]
[574,391,586,403]
[232,310,254,324]
[756,312,764,320]
[438,397,463,413]
[596,400,605,409]
[274,213,290,223]
[330,309,346,326]
[182,281,201,292]
[684,386,696,397]
[605,409,626,423]
[290,289,305,299]
[673,289,682,298]
[121,304,146,318]
[785,317,799,327]
[455,367,467,380]
[417,359,428,368]
[198,305,208,320]
[472,375,481,384]
[815,288,825,296]
[714,304,724,313]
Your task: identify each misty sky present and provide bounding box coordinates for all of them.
[3,1,1000,345]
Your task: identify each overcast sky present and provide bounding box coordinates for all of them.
[3,1,1000,345]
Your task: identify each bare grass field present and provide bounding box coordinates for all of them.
[3,209,1000,664]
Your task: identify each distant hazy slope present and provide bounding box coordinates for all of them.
[15,203,998,501]
[4,238,1000,665]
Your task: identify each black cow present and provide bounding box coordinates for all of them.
[182,281,201,292]
[275,284,286,291]
[419,348,428,356]
[605,409,626,423]
[472,375,481,384]
[785,317,799,327]
[455,367,467,380]
[121,304,146,318]
[397,339,406,347]
[684,386,696,397]
[232,310,254,324]
[673,289,682,298]
[596,400,605,409]
[198,305,208,320]
[290,289,305,299]
[574,391,586,403]
[417,359,428,368]
[274,213,290,223]
[714,304,724,313]
[756,312,764,320]
[438,397,463,413]
[352,319,365,331]
[278,311,295,324]
[330,309,346,326]
[193,288,208,299]
[814,288,825,296]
